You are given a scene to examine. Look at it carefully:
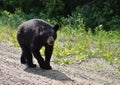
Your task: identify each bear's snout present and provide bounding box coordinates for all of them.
[47,36,55,46]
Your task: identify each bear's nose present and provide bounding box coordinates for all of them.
[50,41,54,45]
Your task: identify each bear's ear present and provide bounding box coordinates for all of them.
[53,24,59,32]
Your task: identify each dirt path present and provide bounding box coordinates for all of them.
[0,42,120,85]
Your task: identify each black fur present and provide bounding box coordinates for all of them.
[17,19,59,70]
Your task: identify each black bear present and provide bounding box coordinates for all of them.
[17,19,59,70]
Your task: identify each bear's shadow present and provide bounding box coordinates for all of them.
[24,66,72,81]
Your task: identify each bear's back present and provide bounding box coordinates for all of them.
[17,19,53,45]
[18,19,52,31]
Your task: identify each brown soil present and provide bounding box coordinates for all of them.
[0,42,120,85]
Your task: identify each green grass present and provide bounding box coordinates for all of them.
[53,25,120,65]
[0,23,18,47]
[0,22,120,73]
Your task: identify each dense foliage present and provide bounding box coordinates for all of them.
[0,0,120,31]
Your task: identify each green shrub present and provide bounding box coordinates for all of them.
[0,10,26,28]
[74,1,120,31]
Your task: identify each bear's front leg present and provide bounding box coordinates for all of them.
[31,45,50,70]
[31,49,45,68]
[44,45,53,70]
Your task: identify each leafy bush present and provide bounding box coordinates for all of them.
[0,10,26,28]
[75,0,120,31]
[1,0,120,31]
[61,12,85,31]
[0,9,61,29]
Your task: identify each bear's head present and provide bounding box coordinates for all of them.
[43,24,59,46]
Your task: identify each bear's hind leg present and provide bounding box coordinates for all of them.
[21,45,36,68]
[26,50,36,68]
[21,51,27,64]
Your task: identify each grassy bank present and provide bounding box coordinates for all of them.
[54,26,120,65]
